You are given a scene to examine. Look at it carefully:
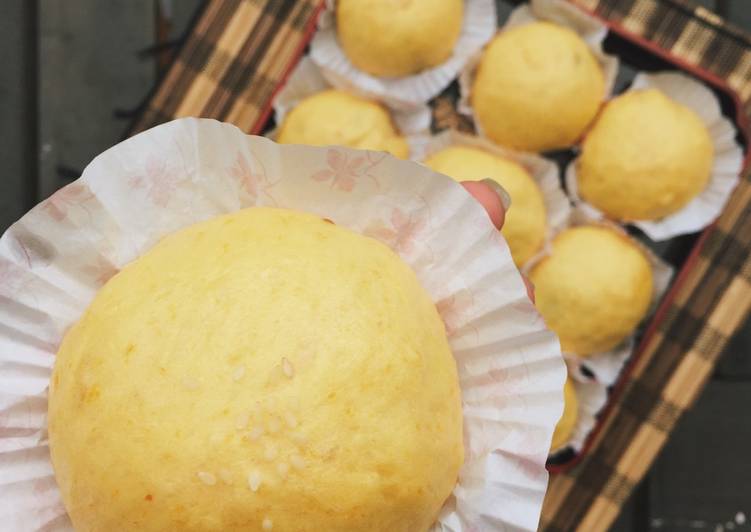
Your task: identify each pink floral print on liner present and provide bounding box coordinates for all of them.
[229,151,278,205]
[436,289,475,338]
[364,207,427,255]
[310,149,385,192]
[128,156,181,207]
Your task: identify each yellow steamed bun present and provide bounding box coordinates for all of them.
[551,379,578,452]
[49,208,463,532]
[337,0,463,78]
[277,90,409,158]
[578,88,714,221]
[472,22,605,152]
[424,145,546,266]
[529,226,652,356]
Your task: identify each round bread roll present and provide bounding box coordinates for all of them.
[336,0,463,78]
[550,379,578,452]
[472,22,605,152]
[424,145,546,266]
[49,208,463,532]
[277,90,409,158]
[529,226,652,356]
[577,88,714,221]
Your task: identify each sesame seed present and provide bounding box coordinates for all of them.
[235,412,250,430]
[247,471,262,492]
[267,417,281,433]
[264,445,278,461]
[197,472,216,485]
[262,517,273,530]
[264,397,277,410]
[182,377,200,390]
[282,357,294,378]
[320,443,337,458]
[290,433,307,446]
[247,425,264,441]
[277,462,289,478]
[284,413,298,429]
[232,365,246,382]
[218,469,233,485]
[290,454,305,469]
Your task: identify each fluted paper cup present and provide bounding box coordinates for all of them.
[566,71,745,241]
[458,0,619,135]
[310,0,496,110]
[0,118,565,532]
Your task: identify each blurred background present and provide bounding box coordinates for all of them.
[1,1,750,531]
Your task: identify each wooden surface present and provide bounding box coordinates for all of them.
[0,1,36,232]
[38,0,156,199]
[0,1,749,530]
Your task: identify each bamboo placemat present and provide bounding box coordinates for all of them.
[129,1,751,530]
[130,0,324,135]
[542,1,751,530]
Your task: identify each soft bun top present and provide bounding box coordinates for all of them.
[49,207,463,532]
[529,225,652,356]
[424,145,547,266]
[278,90,409,158]
[472,22,605,152]
[578,88,713,221]
[337,0,463,77]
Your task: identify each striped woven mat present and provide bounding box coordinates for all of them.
[130,1,751,530]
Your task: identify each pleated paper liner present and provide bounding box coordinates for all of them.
[550,368,608,455]
[310,0,496,111]
[409,129,572,271]
[0,118,565,532]
[524,209,673,457]
[457,0,620,134]
[271,56,431,144]
[566,71,745,241]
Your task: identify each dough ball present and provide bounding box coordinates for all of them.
[578,88,713,221]
[472,22,604,152]
[529,226,652,356]
[424,144,547,266]
[337,0,463,77]
[49,208,463,532]
[278,90,409,158]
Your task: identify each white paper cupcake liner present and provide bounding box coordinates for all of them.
[565,339,634,386]
[310,0,496,110]
[553,371,609,454]
[272,56,431,139]
[0,118,565,532]
[566,71,745,241]
[409,130,572,269]
[458,0,619,131]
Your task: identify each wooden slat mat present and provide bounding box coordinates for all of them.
[542,1,751,530]
[129,1,751,530]
[130,0,323,135]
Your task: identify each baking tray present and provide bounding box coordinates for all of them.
[257,0,751,472]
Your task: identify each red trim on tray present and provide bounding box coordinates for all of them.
[548,5,751,474]
[250,1,327,135]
